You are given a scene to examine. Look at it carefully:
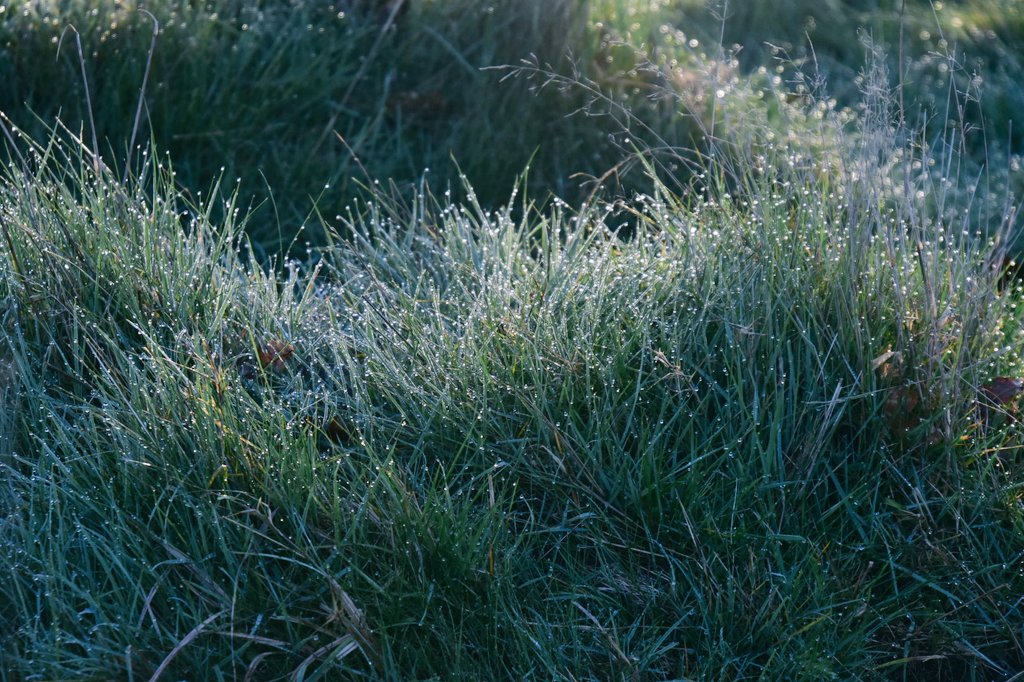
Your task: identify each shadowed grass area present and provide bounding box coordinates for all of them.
[0,0,635,249]
[5,0,1018,252]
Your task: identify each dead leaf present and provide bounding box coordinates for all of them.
[872,348,902,380]
[257,340,295,372]
[324,416,350,441]
[883,384,923,436]
[885,384,920,415]
[980,376,1024,406]
[871,349,897,371]
[977,376,1024,428]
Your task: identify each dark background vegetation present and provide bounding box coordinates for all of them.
[2,0,1019,251]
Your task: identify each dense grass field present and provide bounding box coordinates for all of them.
[2,1,1024,679]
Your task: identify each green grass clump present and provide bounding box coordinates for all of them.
[2,54,1023,676]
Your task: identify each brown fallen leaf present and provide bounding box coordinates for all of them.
[324,416,350,441]
[977,376,1024,426]
[872,348,903,381]
[884,384,920,418]
[881,381,931,439]
[980,376,1024,405]
[301,415,352,444]
[871,348,897,371]
[257,340,295,372]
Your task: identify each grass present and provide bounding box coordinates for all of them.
[2,1,1019,248]
[1,0,1024,680]
[0,0,633,250]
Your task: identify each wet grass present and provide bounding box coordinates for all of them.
[1,1,1024,680]
[3,1,1018,251]
[3,73,1024,679]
